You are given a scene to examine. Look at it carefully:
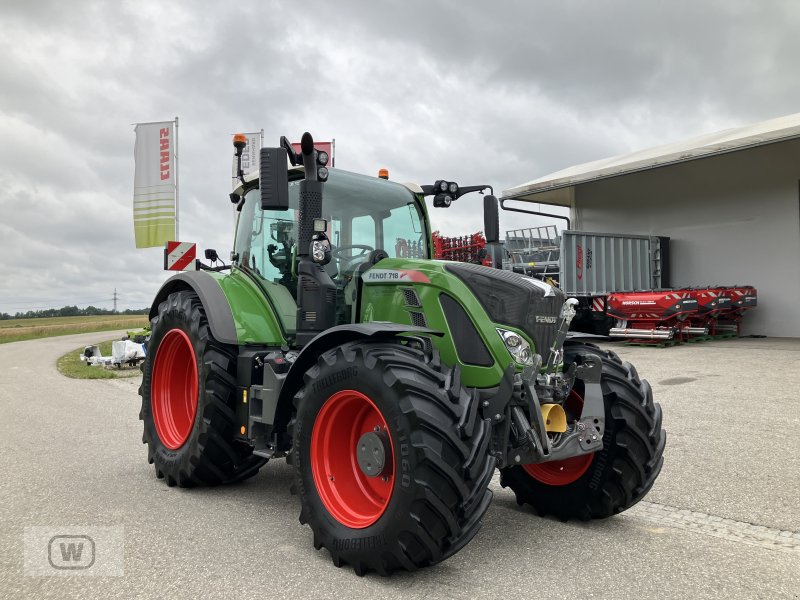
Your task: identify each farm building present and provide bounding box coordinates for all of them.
[503,113,800,338]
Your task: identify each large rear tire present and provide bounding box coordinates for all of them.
[139,290,266,487]
[500,342,665,520]
[290,340,495,575]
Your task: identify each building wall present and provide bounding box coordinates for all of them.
[573,138,800,337]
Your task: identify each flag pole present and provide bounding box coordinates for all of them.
[174,116,180,240]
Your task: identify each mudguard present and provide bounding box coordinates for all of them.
[275,323,443,425]
[149,271,238,345]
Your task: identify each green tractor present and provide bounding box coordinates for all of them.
[139,132,665,575]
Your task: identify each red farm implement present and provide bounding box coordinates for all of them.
[715,285,758,336]
[432,231,492,266]
[606,285,758,344]
[606,289,705,344]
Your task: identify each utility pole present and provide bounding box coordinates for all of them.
[113,288,118,313]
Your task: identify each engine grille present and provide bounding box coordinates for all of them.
[409,311,427,327]
[444,262,564,355]
[403,287,421,307]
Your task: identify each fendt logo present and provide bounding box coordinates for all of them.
[48,535,95,570]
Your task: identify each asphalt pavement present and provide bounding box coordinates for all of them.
[1,332,798,599]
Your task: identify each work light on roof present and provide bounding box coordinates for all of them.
[433,194,452,208]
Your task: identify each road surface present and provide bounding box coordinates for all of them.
[1,332,798,598]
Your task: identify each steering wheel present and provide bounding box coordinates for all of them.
[331,244,374,261]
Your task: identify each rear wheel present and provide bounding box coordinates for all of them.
[139,290,266,487]
[500,342,665,520]
[290,340,495,575]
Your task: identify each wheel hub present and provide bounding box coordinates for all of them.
[356,430,390,477]
[310,390,395,529]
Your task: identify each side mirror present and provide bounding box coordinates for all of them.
[483,195,500,244]
[260,147,289,211]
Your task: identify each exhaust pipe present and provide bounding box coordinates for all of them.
[715,323,738,332]
[609,327,674,340]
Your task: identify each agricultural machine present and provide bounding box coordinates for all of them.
[432,231,492,266]
[501,224,757,343]
[139,132,665,575]
[606,285,757,343]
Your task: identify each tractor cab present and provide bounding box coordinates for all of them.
[233,167,430,332]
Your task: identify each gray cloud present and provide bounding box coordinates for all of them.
[1,0,799,313]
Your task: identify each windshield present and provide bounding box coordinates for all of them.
[234,168,428,328]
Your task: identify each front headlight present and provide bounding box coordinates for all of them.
[497,328,534,366]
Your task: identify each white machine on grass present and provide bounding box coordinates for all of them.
[81,339,147,369]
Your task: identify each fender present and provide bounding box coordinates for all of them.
[149,271,238,345]
[273,323,443,427]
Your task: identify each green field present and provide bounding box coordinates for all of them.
[0,314,149,344]
[57,340,143,379]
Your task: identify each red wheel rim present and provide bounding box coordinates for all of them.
[151,328,198,450]
[523,390,595,486]
[311,390,395,529]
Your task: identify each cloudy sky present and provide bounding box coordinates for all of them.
[1,0,799,313]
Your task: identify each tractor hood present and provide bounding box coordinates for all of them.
[442,262,566,359]
[359,258,566,387]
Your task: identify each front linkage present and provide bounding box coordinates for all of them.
[482,298,605,469]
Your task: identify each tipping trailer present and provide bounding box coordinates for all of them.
[504,227,669,335]
[138,133,665,575]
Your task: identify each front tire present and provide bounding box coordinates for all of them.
[290,340,495,575]
[139,290,266,487]
[500,342,665,520]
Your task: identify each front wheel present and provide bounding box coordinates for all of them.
[139,290,266,487]
[500,342,665,520]
[290,340,495,576]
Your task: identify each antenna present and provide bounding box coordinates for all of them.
[113,288,118,313]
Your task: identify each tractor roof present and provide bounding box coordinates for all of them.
[233,166,424,196]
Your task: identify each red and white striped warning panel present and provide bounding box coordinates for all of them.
[591,297,605,312]
[163,241,196,271]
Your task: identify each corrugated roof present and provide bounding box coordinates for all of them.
[503,112,800,206]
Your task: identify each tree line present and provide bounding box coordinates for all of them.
[0,306,149,320]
